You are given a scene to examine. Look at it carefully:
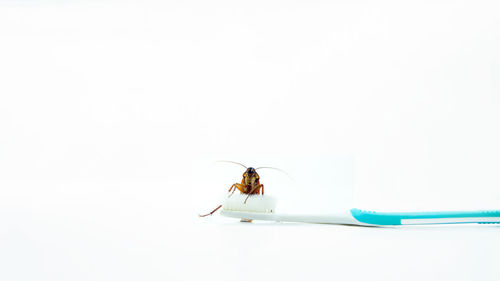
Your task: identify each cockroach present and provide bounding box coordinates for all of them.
[199,161,285,217]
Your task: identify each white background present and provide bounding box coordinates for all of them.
[1,1,500,280]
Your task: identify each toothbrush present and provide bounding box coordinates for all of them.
[220,194,500,226]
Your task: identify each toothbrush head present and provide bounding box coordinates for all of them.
[222,193,277,214]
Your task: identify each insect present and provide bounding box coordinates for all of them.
[199,161,284,217]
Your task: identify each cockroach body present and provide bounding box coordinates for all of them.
[228,167,264,199]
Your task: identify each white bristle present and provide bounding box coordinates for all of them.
[222,194,277,213]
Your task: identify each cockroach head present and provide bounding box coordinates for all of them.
[244,167,257,176]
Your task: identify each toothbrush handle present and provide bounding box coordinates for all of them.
[350,208,500,226]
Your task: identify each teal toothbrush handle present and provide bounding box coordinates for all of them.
[350,208,500,225]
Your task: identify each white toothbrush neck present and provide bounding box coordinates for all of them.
[220,210,366,225]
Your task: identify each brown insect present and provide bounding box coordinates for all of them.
[199,161,282,217]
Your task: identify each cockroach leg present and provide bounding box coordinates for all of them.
[228,183,245,198]
[228,183,237,193]
[228,183,238,197]
[199,205,222,217]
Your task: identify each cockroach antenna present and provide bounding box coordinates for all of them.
[215,160,248,169]
[256,166,293,180]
